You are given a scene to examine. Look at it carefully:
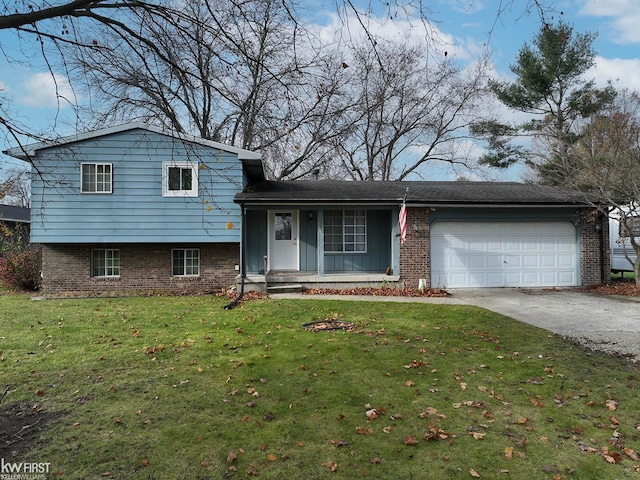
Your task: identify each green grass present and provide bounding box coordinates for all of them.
[1,293,640,479]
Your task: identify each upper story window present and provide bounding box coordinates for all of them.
[81,163,112,193]
[324,209,367,253]
[162,162,198,197]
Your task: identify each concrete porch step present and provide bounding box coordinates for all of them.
[267,284,303,294]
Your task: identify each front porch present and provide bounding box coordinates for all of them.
[238,271,402,293]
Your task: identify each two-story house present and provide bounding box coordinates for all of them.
[4,123,263,296]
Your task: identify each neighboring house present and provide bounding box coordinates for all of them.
[3,123,608,296]
[0,204,31,251]
[235,180,609,291]
[3,123,263,296]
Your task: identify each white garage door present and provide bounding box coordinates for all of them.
[430,222,578,288]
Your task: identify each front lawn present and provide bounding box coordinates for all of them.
[1,294,639,479]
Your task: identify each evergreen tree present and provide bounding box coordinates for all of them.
[472,20,616,184]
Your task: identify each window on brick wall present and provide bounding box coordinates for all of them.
[172,248,200,276]
[91,249,120,277]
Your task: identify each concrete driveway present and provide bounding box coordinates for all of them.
[450,288,640,361]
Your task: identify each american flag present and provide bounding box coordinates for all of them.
[399,200,407,244]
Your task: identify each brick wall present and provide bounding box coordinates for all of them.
[399,207,430,289]
[41,243,239,297]
[580,210,610,286]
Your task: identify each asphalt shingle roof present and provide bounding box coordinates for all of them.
[0,204,30,223]
[235,180,587,206]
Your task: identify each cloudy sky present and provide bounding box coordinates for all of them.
[0,0,639,180]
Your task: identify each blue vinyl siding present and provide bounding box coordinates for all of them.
[30,129,245,243]
[323,210,391,273]
[299,209,318,272]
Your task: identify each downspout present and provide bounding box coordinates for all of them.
[598,212,605,284]
[224,204,246,310]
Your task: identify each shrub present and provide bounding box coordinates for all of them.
[0,246,42,291]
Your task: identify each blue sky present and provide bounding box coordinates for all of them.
[1,0,639,181]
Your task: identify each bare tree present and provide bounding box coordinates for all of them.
[331,38,490,181]
[64,0,360,179]
[566,90,640,285]
[0,170,30,207]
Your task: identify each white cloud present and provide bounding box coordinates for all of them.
[18,72,76,108]
[578,0,640,44]
[590,56,640,91]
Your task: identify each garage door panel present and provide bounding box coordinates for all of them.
[430,221,578,288]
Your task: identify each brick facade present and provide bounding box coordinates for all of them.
[580,209,610,286]
[41,243,239,297]
[399,207,607,289]
[399,207,430,289]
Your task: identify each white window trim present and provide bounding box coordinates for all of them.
[81,163,113,194]
[324,209,367,254]
[91,249,120,278]
[162,161,199,197]
[172,248,200,277]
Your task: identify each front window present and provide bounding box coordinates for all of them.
[91,249,120,277]
[324,210,367,252]
[162,162,198,197]
[172,249,200,276]
[81,163,112,193]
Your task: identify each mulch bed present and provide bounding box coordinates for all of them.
[302,287,450,297]
[583,282,640,296]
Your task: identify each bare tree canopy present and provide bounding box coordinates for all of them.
[1,0,554,180]
[563,90,640,285]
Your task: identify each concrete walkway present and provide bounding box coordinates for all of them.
[271,289,640,361]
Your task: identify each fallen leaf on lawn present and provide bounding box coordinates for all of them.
[403,435,418,445]
[469,468,480,477]
[246,465,260,476]
[606,400,618,411]
[383,426,393,433]
[504,447,513,459]
[331,438,348,447]
[365,408,378,420]
[370,457,381,464]
[112,417,122,424]
[405,380,415,387]
[141,459,149,466]
[356,426,373,435]
[470,432,485,440]
[530,398,543,407]
[323,461,337,472]
[226,451,238,464]
[460,382,467,391]
[517,417,528,425]
[624,447,640,461]
[266,454,277,462]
